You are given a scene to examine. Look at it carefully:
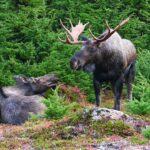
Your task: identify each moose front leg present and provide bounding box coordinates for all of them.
[93,78,101,107]
[111,77,123,110]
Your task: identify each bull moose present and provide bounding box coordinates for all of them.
[59,18,136,110]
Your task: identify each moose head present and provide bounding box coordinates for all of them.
[59,18,129,71]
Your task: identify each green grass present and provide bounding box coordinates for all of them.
[142,127,150,139]
[130,136,148,145]
[43,87,79,119]
[126,73,150,115]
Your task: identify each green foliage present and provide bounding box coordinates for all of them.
[142,127,150,139]
[92,120,133,137]
[0,0,149,102]
[131,136,148,145]
[133,74,150,100]
[126,48,150,115]
[126,100,150,115]
[43,87,77,119]
[126,74,150,115]
[135,49,150,84]
[29,113,42,122]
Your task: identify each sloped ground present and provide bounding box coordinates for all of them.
[0,92,150,150]
[85,137,150,150]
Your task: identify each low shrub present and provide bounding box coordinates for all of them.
[92,120,134,137]
[142,127,150,139]
[126,100,150,115]
[43,87,78,119]
[58,84,87,103]
[126,74,150,115]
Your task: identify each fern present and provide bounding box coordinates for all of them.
[142,127,150,139]
[43,87,76,119]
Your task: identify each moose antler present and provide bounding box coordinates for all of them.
[89,17,129,43]
[58,19,89,44]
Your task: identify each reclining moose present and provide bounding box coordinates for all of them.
[0,74,58,124]
[59,18,136,110]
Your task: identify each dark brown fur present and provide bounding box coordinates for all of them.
[70,30,136,110]
[0,88,45,125]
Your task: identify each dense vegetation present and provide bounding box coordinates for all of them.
[0,0,150,112]
[43,87,79,119]
[0,1,150,149]
[142,127,150,139]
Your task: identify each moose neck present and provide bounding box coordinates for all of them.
[94,44,111,65]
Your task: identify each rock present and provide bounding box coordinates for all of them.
[91,108,126,121]
[91,140,150,150]
[93,140,129,150]
[82,108,150,133]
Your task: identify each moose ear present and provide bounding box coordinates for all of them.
[81,35,89,41]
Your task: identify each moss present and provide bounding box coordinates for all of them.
[69,110,134,138]
[0,117,135,149]
[0,108,143,149]
[130,136,149,145]
[0,141,7,149]
[91,120,134,137]
[30,118,134,147]
[33,136,105,149]
[69,112,83,125]
[0,138,30,149]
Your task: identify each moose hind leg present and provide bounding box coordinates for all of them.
[126,82,132,100]
[125,61,136,100]
[93,78,101,107]
[112,77,123,110]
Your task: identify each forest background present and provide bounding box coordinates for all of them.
[0,0,150,113]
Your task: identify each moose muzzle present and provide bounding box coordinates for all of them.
[70,57,82,70]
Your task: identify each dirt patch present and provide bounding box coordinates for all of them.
[0,124,24,139]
